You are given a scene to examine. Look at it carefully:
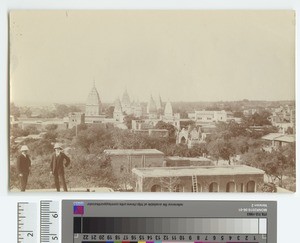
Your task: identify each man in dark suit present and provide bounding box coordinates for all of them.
[17,145,31,191]
[50,143,70,192]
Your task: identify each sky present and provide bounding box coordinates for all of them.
[9,10,295,105]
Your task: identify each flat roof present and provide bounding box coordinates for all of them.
[132,165,264,177]
[274,135,295,143]
[104,149,164,156]
[262,133,295,143]
[166,156,212,162]
[149,129,168,132]
[261,133,284,140]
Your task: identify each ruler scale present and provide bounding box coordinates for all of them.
[17,202,37,243]
[40,200,60,243]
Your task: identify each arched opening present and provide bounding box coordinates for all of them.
[180,136,186,144]
[247,181,255,192]
[151,184,162,192]
[209,182,218,192]
[173,184,184,192]
[226,182,236,192]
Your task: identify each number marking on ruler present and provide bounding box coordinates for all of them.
[40,200,60,243]
[17,202,37,243]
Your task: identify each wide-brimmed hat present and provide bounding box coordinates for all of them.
[53,143,63,149]
[20,145,29,151]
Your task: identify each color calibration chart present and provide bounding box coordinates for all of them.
[61,201,276,243]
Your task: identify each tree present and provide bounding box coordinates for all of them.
[75,124,113,153]
[242,111,272,126]
[123,114,137,129]
[105,106,115,118]
[54,104,81,118]
[10,126,29,138]
[10,102,20,118]
[286,127,294,134]
[118,170,135,191]
[233,111,244,118]
[186,143,208,157]
[24,125,40,135]
[160,177,181,192]
[45,124,58,131]
[241,144,295,188]
[154,121,176,139]
[207,138,235,164]
[180,120,195,129]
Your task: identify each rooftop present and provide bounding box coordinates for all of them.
[104,149,164,156]
[166,156,212,162]
[262,133,284,141]
[262,133,295,143]
[132,165,264,177]
[274,135,295,143]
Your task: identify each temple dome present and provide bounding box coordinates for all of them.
[85,83,102,116]
[147,95,157,114]
[114,98,122,112]
[156,95,163,110]
[164,101,173,116]
[86,85,101,105]
[121,89,131,106]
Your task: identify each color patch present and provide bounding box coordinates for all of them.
[73,202,84,215]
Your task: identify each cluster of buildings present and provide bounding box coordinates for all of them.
[269,105,295,134]
[104,148,264,192]
[262,132,295,151]
[11,83,296,192]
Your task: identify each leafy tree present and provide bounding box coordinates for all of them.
[10,126,29,138]
[23,125,40,135]
[53,104,81,118]
[243,111,272,126]
[286,127,294,134]
[207,138,235,164]
[180,120,195,129]
[233,111,244,118]
[180,110,189,119]
[154,121,176,139]
[186,143,208,157]
[105,106,115,118]
[123,114,138,129]
[75,124,113,153]
[55,104,70,118]
[160,177,181,192]
[242,144,295,188]
[10,102,20,118]
[45,124,58,131]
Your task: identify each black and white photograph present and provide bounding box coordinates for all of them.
[9,10,295,192]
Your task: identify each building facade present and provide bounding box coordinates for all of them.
[132,165,264,193]
[177,126,206,148]
[104,149,165,176]
[188,110,228,125]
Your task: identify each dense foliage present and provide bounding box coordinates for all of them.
[9,103,295,191]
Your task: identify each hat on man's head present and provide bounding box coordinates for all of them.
[20,145,29,151]
[54,143,63,150]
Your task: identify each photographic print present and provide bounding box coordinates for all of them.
[9,10,295,192]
